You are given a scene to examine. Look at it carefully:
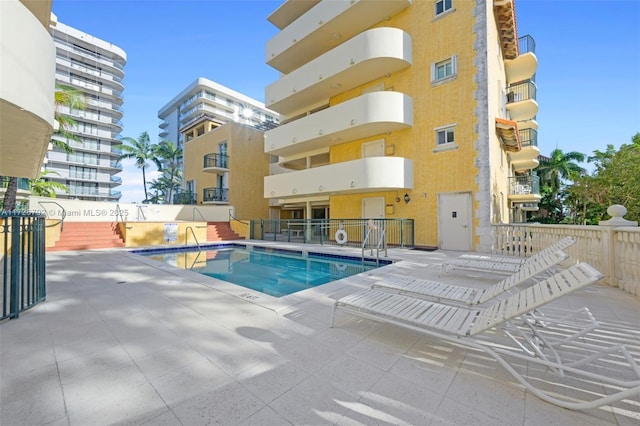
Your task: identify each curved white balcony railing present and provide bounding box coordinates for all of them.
[510,128,540,171]
[505,35,538,84]
[506,80,538,122]
[267,0,411,74]
[268,0,321,30]
[1,0,56,177]
[266,27,412,115]
[264,157,413,199]
[265,92,412,156]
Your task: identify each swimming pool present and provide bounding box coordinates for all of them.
[135,244,389,297]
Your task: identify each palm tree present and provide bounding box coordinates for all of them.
[120,132,155,202]
[536,148,586,221]
[537,149,586,192]
[152,141,183,204]
[52,84,85,154]
[2,85,85,211]
[29,171,69,197]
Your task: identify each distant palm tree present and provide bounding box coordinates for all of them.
[29,171,69,197]
[537,148,585,198]
[152,141,183,204]
[119,132,155,202]
[2,85,85,210]
[52,84,85,153]
[536,148,585,221]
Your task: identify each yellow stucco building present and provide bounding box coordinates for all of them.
[183,118,270,220]
[263,0,539,251]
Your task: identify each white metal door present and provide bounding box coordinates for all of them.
[438,193,472,251]
[362,197,385,219]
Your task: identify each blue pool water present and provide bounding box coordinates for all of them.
[136,244,388,297]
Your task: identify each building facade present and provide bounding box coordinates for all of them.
[182,119,270,219]
[263,0,539,251]
[45,18,126,201]
[0,0,56,180]
[158,78,280,176]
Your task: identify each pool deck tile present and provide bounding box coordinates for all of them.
[1,242,639,425]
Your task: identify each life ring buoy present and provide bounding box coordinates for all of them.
[335,229,348,244]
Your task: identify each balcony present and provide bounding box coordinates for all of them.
[265,92,413,157]
[110,176,122,184]
[264,156,413,199]
[509,128,540,171]
[505,35,538,84]
[172,191,196,205]
[266,27,412,115]
[1,0,56,178]
[203,187,229,203]
[203,153,229,174]
[266,0,411,74]
[268,0,320,29]
[506,80,538,122]
[507,174,541,203]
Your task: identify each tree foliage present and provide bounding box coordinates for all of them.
[2,85,84,211]
[119,131,155,203]
[585,133,640,222]
[531,134,639,224]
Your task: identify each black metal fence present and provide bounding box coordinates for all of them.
[250,218,414,249]
[1,212,46,320]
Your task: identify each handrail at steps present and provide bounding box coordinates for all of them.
[114,204,132,229]
[136,205,147,221]
[37,200,66,230]
[192,207,206,222]
[229,208,249,225]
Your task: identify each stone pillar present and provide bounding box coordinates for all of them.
[598,205,638,287]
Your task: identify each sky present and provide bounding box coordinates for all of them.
[50,0,640,203]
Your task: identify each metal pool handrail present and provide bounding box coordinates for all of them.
[37,200,67,230]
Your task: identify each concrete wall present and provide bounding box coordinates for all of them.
[28,196,233,222]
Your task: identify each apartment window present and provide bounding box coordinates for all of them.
[436,127,455,145]
[435,0,452,16]
[432,56,457,83]
[433,124,458,153]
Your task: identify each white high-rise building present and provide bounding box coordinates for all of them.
[158,77,280,172]
[45,17,126,201]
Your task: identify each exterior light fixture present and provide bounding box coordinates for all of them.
[404,193,410,204]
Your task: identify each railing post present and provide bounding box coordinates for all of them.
[9,216,20,319]
[599,205,638,288]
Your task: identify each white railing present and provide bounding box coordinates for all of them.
[492,206,639,297]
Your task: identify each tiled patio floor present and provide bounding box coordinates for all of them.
[1,242,639,425]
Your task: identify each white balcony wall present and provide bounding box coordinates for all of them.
[0,0,56,178]
[266,92,412,156]
[509,145,541,171]
[268,0,321,30]
[266,27,412,115]
[506,99,538,122]
[265,157,413,199]
[266,0,411,73]
[505,52,538,85]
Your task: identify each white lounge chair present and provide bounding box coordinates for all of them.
[374,249,570,305]
[442,236,576,274]
[331,263,640,410]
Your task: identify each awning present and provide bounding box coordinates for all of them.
[496,118,522,152]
